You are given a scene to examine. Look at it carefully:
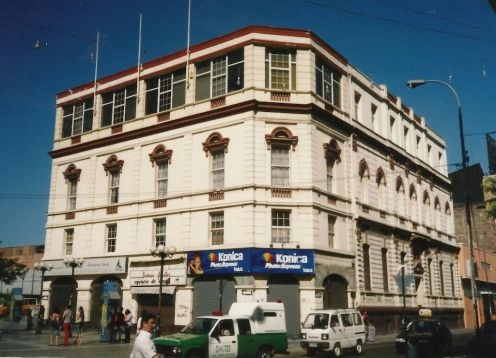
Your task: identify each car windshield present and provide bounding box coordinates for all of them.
[407,320,438,334]
[181,318,218,334]
[302,314,329,329]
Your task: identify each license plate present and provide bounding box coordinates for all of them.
[309,343,317,347]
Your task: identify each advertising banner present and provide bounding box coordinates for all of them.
[186,248,251,275]
[187,248,314,276]
[251,248,315,274]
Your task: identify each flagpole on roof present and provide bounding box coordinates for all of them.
[137,13,143,102]
[186,0,192,88]
[93,31,100,116]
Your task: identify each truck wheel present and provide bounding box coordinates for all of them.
[332,343,342,357]
[355,340,363,355]
[256,346,273,358]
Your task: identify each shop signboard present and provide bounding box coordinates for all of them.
[186,248,251,275]
[251,248,315,275]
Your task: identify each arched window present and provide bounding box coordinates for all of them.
[63,164,81,211]
[203,132,230,190]
[423,190,431,226]
[409,184,418,221]
[103,155,124,204]
[395,176,405,216]
[265,127,298,186]
[358,159,370,203]
[376,167,387,210]
[323,139,341,193]
[149,145,173,198]
[433,196,441,229]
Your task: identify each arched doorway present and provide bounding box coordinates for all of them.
[50,277,77,314]
[267,275,300,339]
[90,276,123,329]
[323,274,348,309]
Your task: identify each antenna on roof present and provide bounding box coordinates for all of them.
[93,31,100,116]
[137,13,143,102]
[186,0,192,88]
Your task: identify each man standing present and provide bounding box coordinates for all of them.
[130,312,159,358]
[62,305,72,346]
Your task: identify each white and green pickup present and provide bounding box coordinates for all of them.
[154,302,288,358]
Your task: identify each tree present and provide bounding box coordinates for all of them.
[0,257,27,285]
[483,176,496,219]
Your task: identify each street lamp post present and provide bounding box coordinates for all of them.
[33,262,53,310]
[63,256,85,307]
[150,244,176,336]
[406,79,479,330]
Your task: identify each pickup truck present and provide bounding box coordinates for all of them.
[154,301,288,358]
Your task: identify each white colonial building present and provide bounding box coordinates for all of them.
[42,26,462,337]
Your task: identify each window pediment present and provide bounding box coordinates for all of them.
[63,164,81,182]
[149,144,173,166]
[265,127,298,150]
[323,139,341,163]
[202,132,230,157]
[103,155,124,175]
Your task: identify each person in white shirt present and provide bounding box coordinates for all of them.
[130,312,159,358]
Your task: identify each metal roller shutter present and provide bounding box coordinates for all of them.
[193,278,236,317]
[267,276,300,339]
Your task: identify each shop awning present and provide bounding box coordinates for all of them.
[130,286,176,295]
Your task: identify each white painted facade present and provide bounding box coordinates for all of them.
[43,26,462,334]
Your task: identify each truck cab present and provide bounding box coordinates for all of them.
[154,302,288,358]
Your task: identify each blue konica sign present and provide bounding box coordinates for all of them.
[187,248,251,275]
[251,248,314,274]
[187,248,314,275]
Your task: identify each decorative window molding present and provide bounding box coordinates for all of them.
[149,144,173,166]
[358,159,370,178]
[396,176,404,192]
[63,164,81,182]
[265,127,298,151]
[444,202,451,215]
[323,139,341,163]
[202,132,230,157]
[376,167,386,185]
[423,190,430,205]
[103,155,124,175]
[409,184,417,200]
[434,196,441,211]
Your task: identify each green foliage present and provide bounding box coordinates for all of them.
[0,257,28,285]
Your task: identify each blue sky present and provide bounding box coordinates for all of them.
[1,0,495,247]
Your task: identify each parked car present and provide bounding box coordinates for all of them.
[395,319,451,356]
[469,320,496,356]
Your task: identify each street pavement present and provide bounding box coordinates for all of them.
[0,317,473,357]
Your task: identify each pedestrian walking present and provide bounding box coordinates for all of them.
[62,305,72,346]
[124,308,133,343]
[49,307,60,346]
[73,306,84,345]
[130,312,159,358]
[136,309,148,337]
[117,306,125,342]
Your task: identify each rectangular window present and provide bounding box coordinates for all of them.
[106,224,117,252]
[62,98,93,138]
[154,219,166,247]
[439,261,445,296]
[428,259,433,295]
[195,49,244,101]
[110,172,120,204]
[265,49,296,90]
[354,92,361,122]
[67,178,77,211]
[363,244,371,290]
[157,162,168,197]
[371,104,378,131]
[101,84,137,127]
[340,314,353,327]
[210,212,224,245]
[64,229,74,255]
[145,68,186,114]
[328,215,336,248]
[271,210,290,243]
[382,248,389,292]
[450,263,455,296]
[271,146,290,186]
[315,58,341,108]
[212,151,225,190]
[326,158,334,193]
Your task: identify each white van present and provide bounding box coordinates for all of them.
[300,309,366,357]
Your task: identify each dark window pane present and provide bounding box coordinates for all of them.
[228,64,243,92]
[125,97,136,121]
[146,77,158,89]
[101,104,112,127]
[174,68,186,81]
[228,49,244,64]
[196,60,210,75]
[62,116,72,138]
[172,82,186,107]
[83,110,93,131]
[145,89,158,114]
[196,75,210,100]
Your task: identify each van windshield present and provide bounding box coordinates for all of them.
[302,314,329,329]
[181,318,218,334]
